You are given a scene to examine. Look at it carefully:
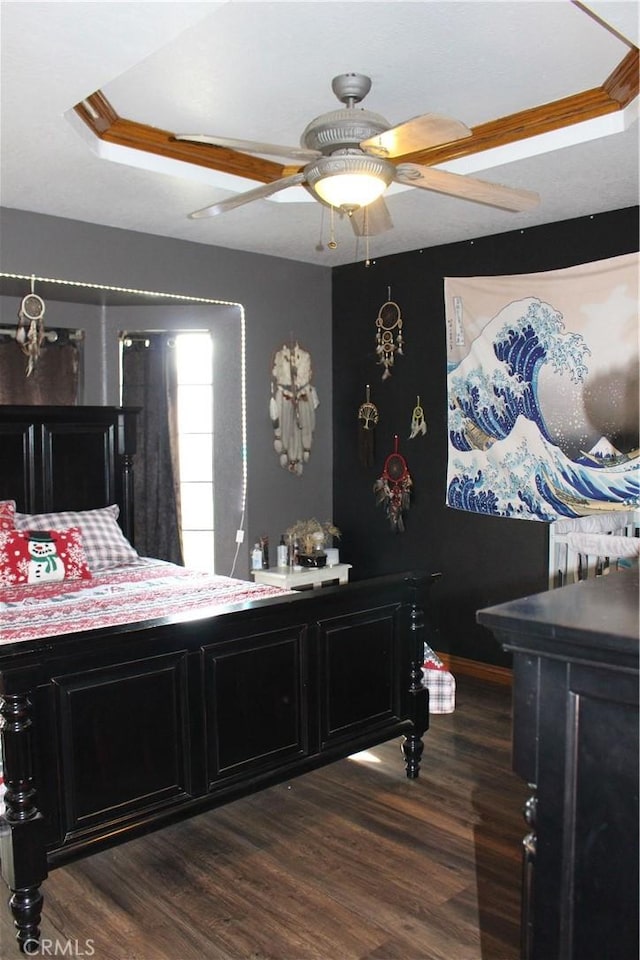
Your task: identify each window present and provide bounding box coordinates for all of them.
[176,333,214,571]
[120,306,243,575]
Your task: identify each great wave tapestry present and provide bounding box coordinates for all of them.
[445,253,639,521]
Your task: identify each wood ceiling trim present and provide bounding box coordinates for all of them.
[603,47,639,106]
[75,91,119,133]
[74,47,638,181]
[397,80,636,167]
[74,93,286,183]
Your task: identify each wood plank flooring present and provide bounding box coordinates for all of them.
[0,677,528,960]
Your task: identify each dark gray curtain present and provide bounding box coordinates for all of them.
[0,336,79,404]
[122,335,183,565]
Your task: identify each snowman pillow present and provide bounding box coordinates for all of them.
[0,527,92,585]
[14,504,138,571]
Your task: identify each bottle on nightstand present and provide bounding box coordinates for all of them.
[251,543,263,570]
[277,535,288,568]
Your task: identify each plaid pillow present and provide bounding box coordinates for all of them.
[15,505,138,571]
[0,500,16,531]
[0,527,92,584]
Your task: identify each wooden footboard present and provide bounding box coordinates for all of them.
[0,571,437,954]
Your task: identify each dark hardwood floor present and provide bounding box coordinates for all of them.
[0,676,528,960]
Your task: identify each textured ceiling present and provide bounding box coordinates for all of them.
[1,1,638,267]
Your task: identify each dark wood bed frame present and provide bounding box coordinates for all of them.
[0,406,437,955]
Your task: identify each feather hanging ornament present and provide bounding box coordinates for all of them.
[408,396,427,439]
[269,340,319,475]
[16,276,46,377]
[375,289,404,381]
[373,435,412,532]
[357,384,379,467]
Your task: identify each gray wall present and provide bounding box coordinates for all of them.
[0,208,333,578]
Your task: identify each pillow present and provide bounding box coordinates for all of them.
[0,527,92,584]
[0,500,16,531]
[15,505,138,571]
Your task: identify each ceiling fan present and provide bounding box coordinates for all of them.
[176,73,540,234]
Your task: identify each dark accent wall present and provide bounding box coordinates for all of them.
[332,207,639,665]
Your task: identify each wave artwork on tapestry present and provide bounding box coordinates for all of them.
[445,253,639,521]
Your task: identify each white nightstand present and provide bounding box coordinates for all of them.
[252,563,352,591]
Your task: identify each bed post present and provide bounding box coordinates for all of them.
[0,688,48,955]
[401,574,431,779]
[117,408,138,545]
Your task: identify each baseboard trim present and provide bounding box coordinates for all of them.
[435,652,512,686]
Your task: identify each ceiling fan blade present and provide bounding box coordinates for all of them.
[175,133,320,162]
[394,163,540,212]
[349,198,394,237]
[361,114,472,158]
[189,172,307,219]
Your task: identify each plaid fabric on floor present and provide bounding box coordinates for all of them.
[422,645,456,713]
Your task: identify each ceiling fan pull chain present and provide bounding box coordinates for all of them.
[364,208,371,267]
[315,207,325,252]
[328,205,337,250]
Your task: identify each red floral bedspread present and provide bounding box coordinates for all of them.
[0,560,292,645]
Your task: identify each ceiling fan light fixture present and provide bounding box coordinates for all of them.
[305,153,394,211]
[315,172,387,210]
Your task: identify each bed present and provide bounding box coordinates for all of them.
[0,405,449,955]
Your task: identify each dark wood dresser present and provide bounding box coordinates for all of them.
[478,569,639,960]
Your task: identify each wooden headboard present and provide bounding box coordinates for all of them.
[0,405,138,542]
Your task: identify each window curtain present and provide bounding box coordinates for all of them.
[122,335,183,565]
[0,335,80,404]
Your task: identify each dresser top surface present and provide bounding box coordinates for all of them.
[477,569,639,663]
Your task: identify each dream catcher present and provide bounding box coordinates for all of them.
[408,396,427,439]
[375,290,404,380]
[15,277,46,376]
[269,340,319,475]
[373,435,413,532]
[357,384,379,467]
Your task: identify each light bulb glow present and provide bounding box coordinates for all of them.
[314,172,387,209]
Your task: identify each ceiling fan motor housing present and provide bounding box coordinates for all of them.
[301,108,390,155]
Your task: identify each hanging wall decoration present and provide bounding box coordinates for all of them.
[269,340,319,475]
[357,383,379,467]
[15,277,46,376]
[445,252,639,520]
[375,289,404,380]
[373,435,413,532]
[408,396,427,439]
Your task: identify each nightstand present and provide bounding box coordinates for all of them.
[252,563,352,591]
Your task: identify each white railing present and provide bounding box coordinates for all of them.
[548,509,640,588]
